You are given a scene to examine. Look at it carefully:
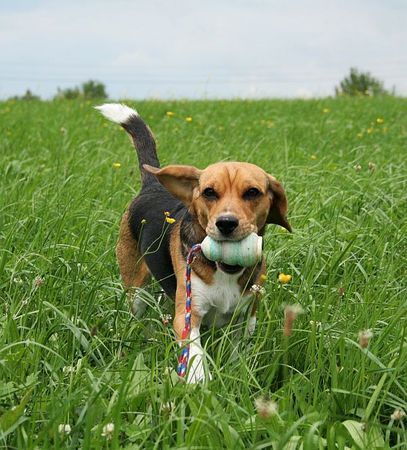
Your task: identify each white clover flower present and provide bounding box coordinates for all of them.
[101,422,114,439]
[160,401,175,413]
[62,366,75,374]
[250,284,266,295]
[161,314,172,325]
[58,423,71,435]
[391,409,405,421]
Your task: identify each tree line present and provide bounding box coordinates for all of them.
[7,69,394,101]
[8,80,108,101]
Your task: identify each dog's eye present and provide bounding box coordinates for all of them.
[202,187,218,200]
[243,187,261,200]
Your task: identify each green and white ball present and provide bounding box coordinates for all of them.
[200,233,262,267]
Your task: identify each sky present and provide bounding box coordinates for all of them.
[0,0,406,99]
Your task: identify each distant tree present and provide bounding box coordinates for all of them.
[56,86,81,100]
[81,80,107,99]
[335,68,391,97]
[55,80,107,100]
[8,89,41,101]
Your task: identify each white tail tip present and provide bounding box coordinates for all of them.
[95,103,138,124]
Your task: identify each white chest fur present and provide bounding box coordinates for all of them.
[191,269,252,328]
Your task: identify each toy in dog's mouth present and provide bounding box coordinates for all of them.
[200,233,262,268]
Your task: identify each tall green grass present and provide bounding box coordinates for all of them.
[0,97,406,448]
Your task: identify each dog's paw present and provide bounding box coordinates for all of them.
[129,291,147,318]
[186,348,212,384]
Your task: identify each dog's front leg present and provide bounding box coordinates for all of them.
[187,324,207,383]
[174,298,210,383]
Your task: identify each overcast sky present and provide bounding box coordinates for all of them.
[0,0,406,99]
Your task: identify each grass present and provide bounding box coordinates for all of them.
[0,96,406,449]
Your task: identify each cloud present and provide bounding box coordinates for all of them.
[0,0,406,98]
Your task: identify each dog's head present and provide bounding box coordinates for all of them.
[144,162,291,240]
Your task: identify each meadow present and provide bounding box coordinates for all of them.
[0,96,406,449]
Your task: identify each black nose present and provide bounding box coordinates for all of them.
[216,216,239,235]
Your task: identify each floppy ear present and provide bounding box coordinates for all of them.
[143,164,202,204]
[266,175,292,232]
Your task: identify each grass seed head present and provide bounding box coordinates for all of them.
[368,161,376,172]
[255,397,278,418]
[284,304,304,336]
[358,329,373,348]
[33,276,44,287]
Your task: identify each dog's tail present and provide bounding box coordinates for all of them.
[95,103,160,185]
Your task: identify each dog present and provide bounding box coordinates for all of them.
[96,104,291,383]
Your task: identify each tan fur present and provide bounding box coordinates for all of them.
[116,211,150,302]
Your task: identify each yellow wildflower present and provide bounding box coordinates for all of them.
[278,273,292,284]
[311,155,317,160]
[164,211,170,216]
[112,162,121,168]
[185,116,192,122]
[376,117,384,124]
[166,111,174,117]
[367,127,373,134]
[165,217,176,224]
[322,108,330,113]
[260,274,267,282]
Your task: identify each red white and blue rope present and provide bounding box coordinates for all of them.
[177,243,202,377]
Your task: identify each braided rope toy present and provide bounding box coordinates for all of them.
[177,243,202,377]
[177,233,262,378]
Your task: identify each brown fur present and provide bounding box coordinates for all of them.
[116,211,150,304]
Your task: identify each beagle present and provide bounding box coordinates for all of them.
[96,104,291,383]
